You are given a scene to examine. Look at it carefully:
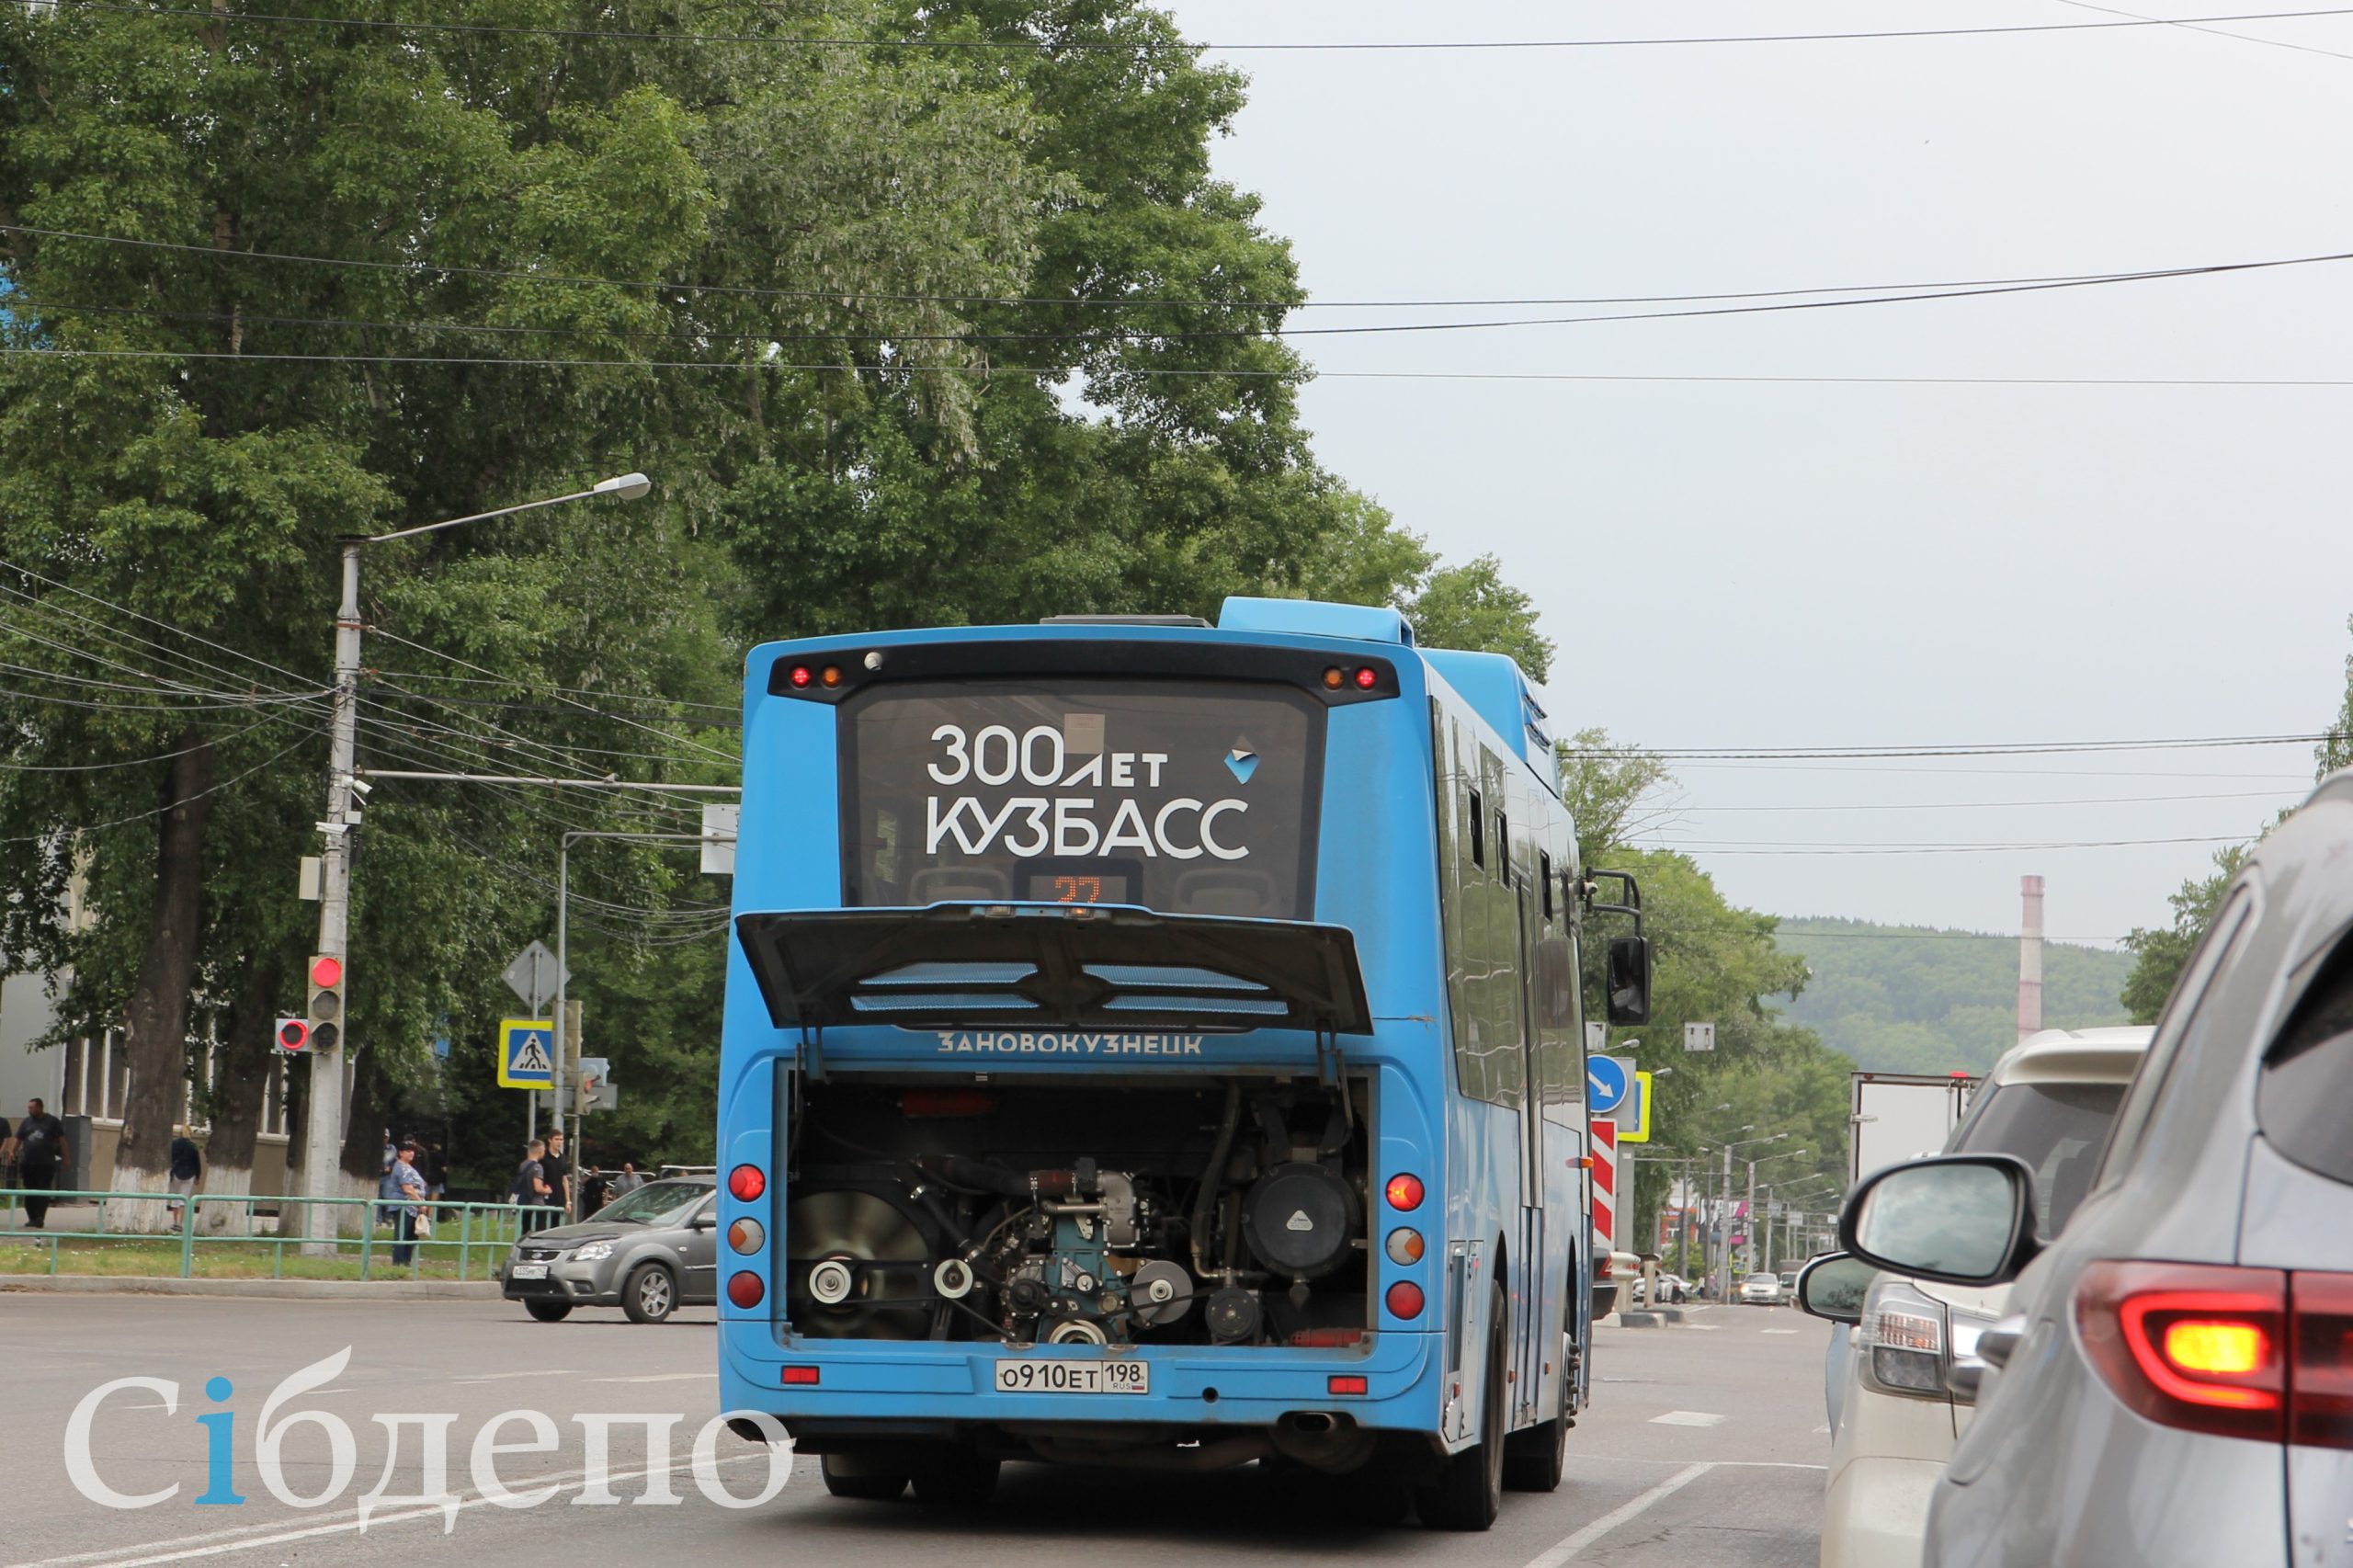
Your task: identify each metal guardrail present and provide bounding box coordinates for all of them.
[0,1187,566,1281]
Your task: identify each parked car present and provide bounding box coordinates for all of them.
[1739,1271,1785,1306]
[503,1176,719,1324]
[1644,1271,1692,1305]
[1803,1024,2153,1568]
[1837,773,2353,1567]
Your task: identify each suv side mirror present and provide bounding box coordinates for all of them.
[1606,936,1652,1026]
[1839,1154,2040,1288]
[1793,1251,1875,1325]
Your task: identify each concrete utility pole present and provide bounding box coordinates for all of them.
[2018,873,2045,1041]
[297,474,650,1247]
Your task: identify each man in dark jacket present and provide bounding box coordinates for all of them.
[167,1132,202,1224]
[16,1099,70,1230]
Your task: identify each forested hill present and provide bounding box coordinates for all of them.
[1771,917,2134,1075]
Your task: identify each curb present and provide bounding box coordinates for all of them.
[0,1274,506,1301]
[1617,1310,1665,1328]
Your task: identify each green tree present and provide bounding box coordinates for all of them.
[2120,846,2249,1025]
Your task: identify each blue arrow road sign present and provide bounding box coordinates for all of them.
[1587,1054,1630,1115]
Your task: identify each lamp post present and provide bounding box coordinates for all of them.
[298,473,652,1248]
[1745,1146,1808,1274]
[1712,1131,1785,1290]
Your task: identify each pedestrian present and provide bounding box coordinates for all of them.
[508,1139,553,1231]
[380,1142,428,1266]
[167,1131,202,1224]
[608,1161,645,1198]
[15,1098,71,1231]
[540,1129,574,1221]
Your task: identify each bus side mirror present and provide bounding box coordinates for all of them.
[1606,936,1652,1026]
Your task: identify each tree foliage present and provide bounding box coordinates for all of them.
[0,1,1549,1199]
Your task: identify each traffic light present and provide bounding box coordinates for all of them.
[274,1017,310,1053]
[305,953,346,1053]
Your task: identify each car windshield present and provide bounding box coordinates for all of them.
[590,1180,710,1227]
[1952,1077,2130,1234]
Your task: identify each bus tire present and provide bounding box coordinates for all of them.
[821,1454,909,1501]
[1502,1332,1571,1494]
[910,1449,1000,1506]
[1416,1280,1506,1531]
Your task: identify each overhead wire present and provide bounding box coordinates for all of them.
[38,1,2353,51]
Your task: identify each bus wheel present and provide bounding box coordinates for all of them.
[1416,1280,1506,1530]
[1502,1334,1570,1493]
[821,1454,909,1501]
[910,1449,1000,1506]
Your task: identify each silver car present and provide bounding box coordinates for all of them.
[502,1176,720,1324]
[1840,771,2353,1566]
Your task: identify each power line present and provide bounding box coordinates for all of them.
[8,346,2353,390]
[1679,788,2304,812]
[40,2,2353,51]
[17,246,2353,344]
[369,668,738,716]
[1580,733,2331,760]
[0,713,283,772]
[12,222,2352,315]
[1631,832,2249,855]
[1770,929,2128,941]
[0,732,317,846]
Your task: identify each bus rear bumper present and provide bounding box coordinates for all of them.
[718,1327,1444,1459]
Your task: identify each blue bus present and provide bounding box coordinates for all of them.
[714,597,1652,1528]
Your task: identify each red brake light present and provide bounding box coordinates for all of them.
[2077,1262,2285,1441]
[727,1271,765,1309]
[1354,666,1377,689]
[1386,1281,1426,1319]
[1327,1375,1370,1395]
[1384,1174,1424,1212]
[782,1365,820,1386]
[728,1165,767,1201]
[789,665,813,688]
[309,955,343,989]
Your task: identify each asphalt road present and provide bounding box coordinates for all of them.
[0,1295,1829,1568]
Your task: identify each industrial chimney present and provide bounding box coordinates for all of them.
[2018,874,2045,1040]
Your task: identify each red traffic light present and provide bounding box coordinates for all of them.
[310,955,343,989]
[275,1017,310,1051]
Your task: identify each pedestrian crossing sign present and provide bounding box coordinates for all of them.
[499,1018,557,1089]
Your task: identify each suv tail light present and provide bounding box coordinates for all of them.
[2077,1262,2286,1443]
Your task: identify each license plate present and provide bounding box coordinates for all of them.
[510,1264,550,1280]
[994,1358,1150,1395]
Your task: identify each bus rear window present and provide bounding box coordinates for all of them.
[840,680,1324,919]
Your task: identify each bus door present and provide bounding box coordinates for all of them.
[1510,819,1548,1427]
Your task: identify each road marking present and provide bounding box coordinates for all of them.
[3,1454,771,1568]
[590,1371,716,1383]
[1813,1424,1832,1434]
[1684,1324,1722,1332]
[1762,1328,1798,1335]
[453,1369,579,1384]
[1519,1461,1714,1567]
[1649,1410,1726,1427]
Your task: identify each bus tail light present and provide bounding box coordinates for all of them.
[2077,1262,2285,1442]
[788,665,812,688]
[1386,1228,1425,1265]
[1386,1281,1426,1320]
[1327,1375,1370,1396]
[1354,666,1377,689]
[1383,1174,1424,1211]
[728,1165,767,1201]
[727,1271,766,1309]
[782,1365,820,1386]
[728,1219,766,1255]
[1322,666,1345,690]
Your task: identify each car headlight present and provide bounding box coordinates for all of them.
[573,1242,614,1262]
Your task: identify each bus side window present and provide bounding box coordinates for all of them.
[1495,812,1511,887]
[1540,851,1553,921]
[1469,789,1484,869]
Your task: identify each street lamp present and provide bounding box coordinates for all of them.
[298,473,654,1247]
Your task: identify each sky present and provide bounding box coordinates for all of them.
[1163,0,2353,945]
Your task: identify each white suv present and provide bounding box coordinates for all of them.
[1806,1026,2152,1568]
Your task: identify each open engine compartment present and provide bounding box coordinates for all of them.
[781,1073,1376,1348]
